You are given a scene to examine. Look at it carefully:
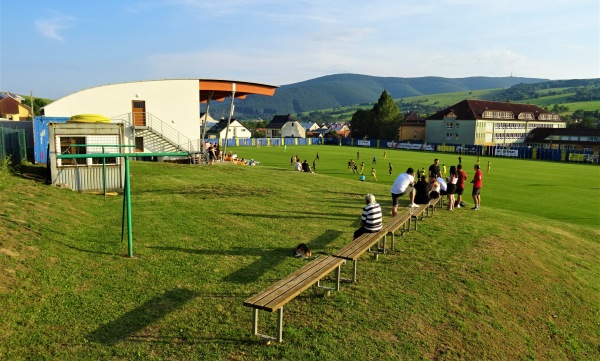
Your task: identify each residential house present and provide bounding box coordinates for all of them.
[264,114,306,138]
[0,92,32,120]
[300,122,320,132]
[425,99,565,146]
[329,122,351,137]
[205,118,251,139]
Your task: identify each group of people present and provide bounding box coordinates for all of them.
[348,152,395,182]
[354,157,484,239]
[292,154,317,173]
[390,158,483,215]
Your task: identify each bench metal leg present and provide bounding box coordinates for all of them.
[251,307,284,343]
[253,308,259,336]
[277,307,283,343]
[368,238,386,260]
[336,265,341,291]
[338,259,358,283]
[317,276,340,293]
[384,232,396,251]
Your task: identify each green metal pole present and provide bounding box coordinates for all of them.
[102,146,107,200]
[121,179,127,243]
[124,156,133,257]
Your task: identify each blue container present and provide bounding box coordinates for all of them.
[33,116,70,164]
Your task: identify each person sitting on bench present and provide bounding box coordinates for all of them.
[353,194,383,239]
[414,175,431,204]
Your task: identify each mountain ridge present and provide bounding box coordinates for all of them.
[212,74,549,118]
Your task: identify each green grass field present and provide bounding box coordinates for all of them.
[1,146,599,360]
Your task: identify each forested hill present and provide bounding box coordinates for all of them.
[212,74,547,119]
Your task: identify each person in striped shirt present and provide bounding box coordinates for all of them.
[353,194,383,239]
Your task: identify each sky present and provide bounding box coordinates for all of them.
[1,0,599,100]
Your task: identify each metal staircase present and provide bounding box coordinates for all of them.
[112,112,205,154]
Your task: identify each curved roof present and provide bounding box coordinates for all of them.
[45,78,278,104]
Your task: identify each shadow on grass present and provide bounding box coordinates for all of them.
[16,163,48,183]
[229,211,354,221]
[150,230,343,284]
[126,335,256,345]
[87,288,199,345]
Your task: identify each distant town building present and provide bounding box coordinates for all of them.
[0,92,32,121]
[425,100,565,146]
[300,122,320,132]
[398,111,426,141]
[264,114,306,138]
[205,118,251,139]
[328,122,351,138]
[525,128,600,153]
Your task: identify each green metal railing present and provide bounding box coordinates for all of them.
[57,151,188,258]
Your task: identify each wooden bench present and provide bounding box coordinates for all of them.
[243,255,345,342]
[332,231,387,283]
[426,196,442,217]
[381,209,413,251]
[409,203,429,231]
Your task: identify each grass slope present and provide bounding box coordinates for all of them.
[1,146,599,360]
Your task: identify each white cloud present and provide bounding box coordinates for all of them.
[35,11,75,42]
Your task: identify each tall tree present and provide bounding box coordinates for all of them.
[350,90,402,139]
[372,90,402,139]
[350,109,372,139]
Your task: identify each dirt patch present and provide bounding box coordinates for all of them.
[0,248,19,258]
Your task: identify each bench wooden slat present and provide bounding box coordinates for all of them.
[332,231,383,260]
[253,256,344,311]
[412,203,429,217]
[381,210,412,234]
[243,256,335,308]
[243,256,344,312]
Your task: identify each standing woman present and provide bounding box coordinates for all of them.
[208,144,216,165]
[446,165,458,210]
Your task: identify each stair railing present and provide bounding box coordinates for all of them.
[112,112,197,153]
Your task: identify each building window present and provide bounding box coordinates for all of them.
[57,135,119,166]
[518,112,534,120]
[59,136,87,165]
[446,122,453,129]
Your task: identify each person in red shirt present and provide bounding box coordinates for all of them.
[455,164,468,208]
[471,164,483,210]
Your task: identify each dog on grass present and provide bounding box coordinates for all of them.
[294,243,312,259]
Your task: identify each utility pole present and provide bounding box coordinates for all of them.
[30,91,34,119]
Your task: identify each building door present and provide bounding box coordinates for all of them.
[132,100,146,126]
[135,137,144,152]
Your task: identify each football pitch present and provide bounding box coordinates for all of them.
[229,144,600,229]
